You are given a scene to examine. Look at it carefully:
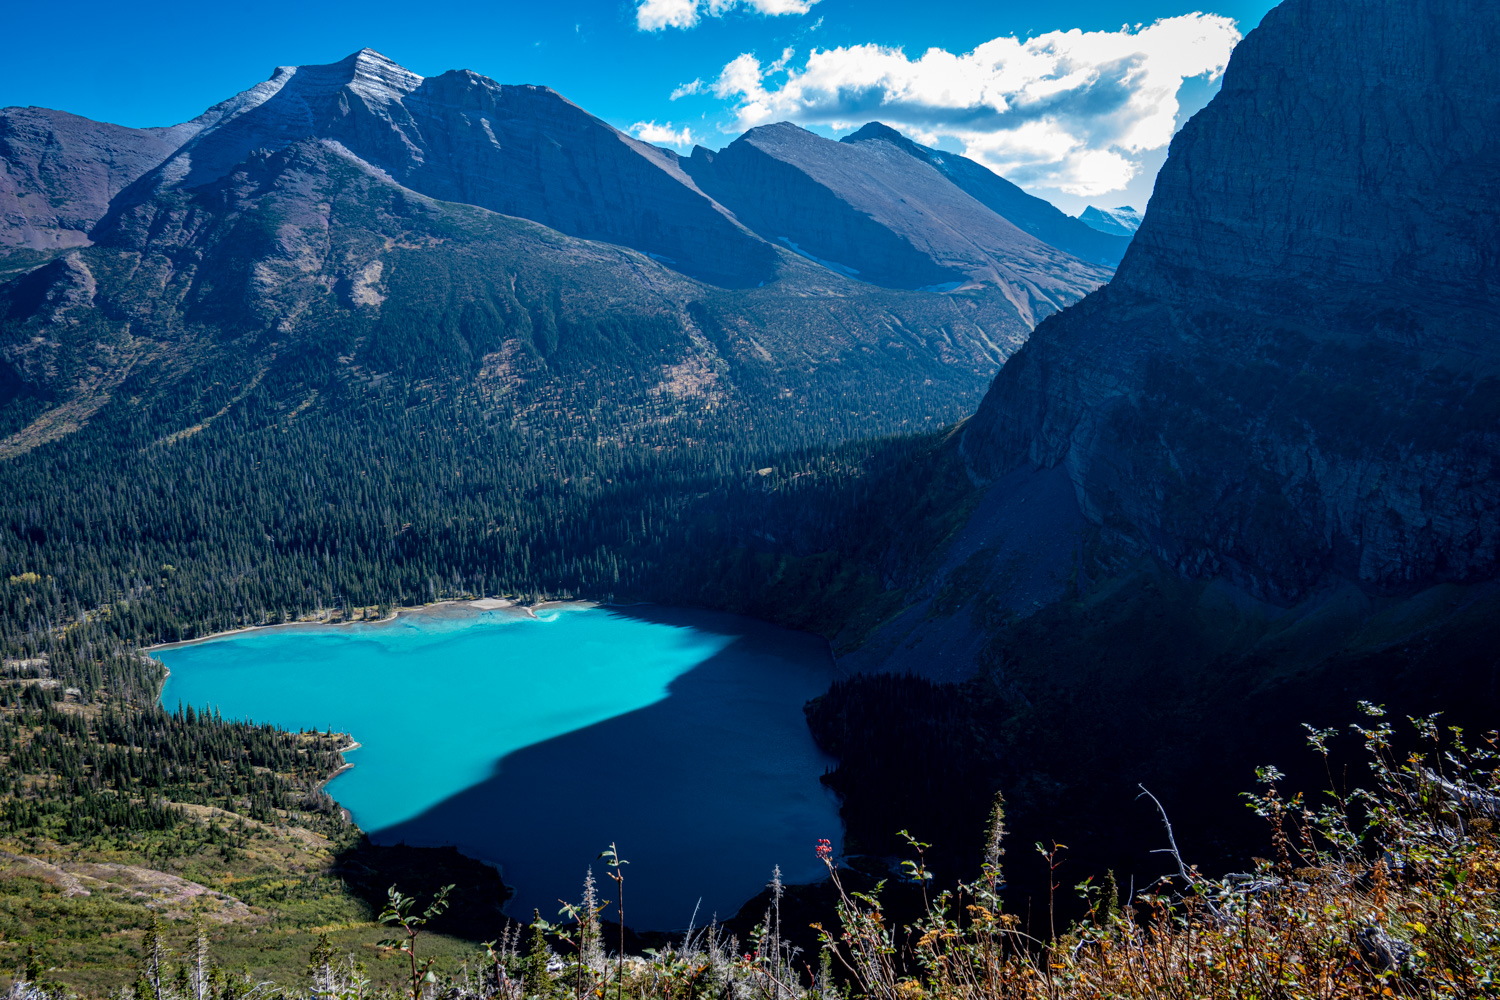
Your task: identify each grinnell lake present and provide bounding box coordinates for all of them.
[155,604,842,929]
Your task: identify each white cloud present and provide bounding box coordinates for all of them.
[743,0,818,13]
[709,13,1241,196]
[637,0,818,32]
[670,78,704,100]
[637,0,699,30]
[631,121,697,147]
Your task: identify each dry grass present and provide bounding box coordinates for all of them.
[13,704,1499,999]
[820,703,1500,999]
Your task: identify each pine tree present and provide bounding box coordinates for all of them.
[307,932,337,999]
[525,910,554,1000]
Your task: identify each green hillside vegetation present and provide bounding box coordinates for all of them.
[0,674,515,995]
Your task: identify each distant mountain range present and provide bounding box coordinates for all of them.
[1077,205,1142,237]
[0,49,1134,459]
[1,51,1127,292]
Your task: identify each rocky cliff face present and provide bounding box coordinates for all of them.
[821,0,1500,894]
[962,0,1500,602]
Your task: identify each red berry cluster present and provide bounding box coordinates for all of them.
[815,838,834,861]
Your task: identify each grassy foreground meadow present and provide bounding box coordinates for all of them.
[5,702,1498,999]
[0,674,506,996]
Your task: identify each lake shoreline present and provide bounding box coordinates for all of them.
[319,744,363,825]
[146,599,621,830]
[142,597,606,654]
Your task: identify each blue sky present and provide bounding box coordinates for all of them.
[2,0,1276,214]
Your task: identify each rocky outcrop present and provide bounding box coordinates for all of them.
[962,0,1500,602]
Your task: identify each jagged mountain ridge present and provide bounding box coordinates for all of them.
[4,48,1112,305]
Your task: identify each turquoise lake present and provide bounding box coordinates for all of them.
[155,604,841,928]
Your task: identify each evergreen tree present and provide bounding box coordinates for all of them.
[525,910,554,1000]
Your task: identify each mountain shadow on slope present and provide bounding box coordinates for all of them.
[808,563,1500,923]
[811,0,1500,924]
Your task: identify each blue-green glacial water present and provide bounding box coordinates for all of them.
[155,604,841,928]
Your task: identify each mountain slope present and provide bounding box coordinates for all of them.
[844,0,1500,684]
[841,123,1130,268]
[807,0,1500,900]
[1,136,1030,456]
[1,49,1117,464]
[0,109,197,249]
[0,128,1047,673]
[684,122,1112,325]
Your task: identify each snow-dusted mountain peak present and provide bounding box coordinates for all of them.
[1077,205,1143,237]
[266,48,424,107]
[338,48,425,101]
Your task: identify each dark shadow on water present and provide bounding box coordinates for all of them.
[331,840,515,940]
[368,606,843,931]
